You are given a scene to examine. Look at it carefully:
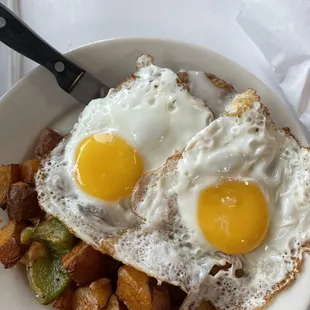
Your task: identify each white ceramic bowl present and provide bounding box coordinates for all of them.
[1,38,310,310]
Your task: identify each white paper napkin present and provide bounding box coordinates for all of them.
[238,3,310,310]
[238,0,310,130]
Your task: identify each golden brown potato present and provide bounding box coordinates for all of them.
[52,286,74,310]
[36,128,63,158]
[62,241,119,286]
[20,159,41,185]
[117,265,151,309]
[0,221,27,268]
[7,182,42,222]
[116,266,170,310]
[0,164,20,208]
[73,278,112,310]
[105,295,127,310]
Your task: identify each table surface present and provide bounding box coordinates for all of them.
[2,1,310,309]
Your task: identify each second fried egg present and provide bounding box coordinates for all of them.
[114,89,310,310]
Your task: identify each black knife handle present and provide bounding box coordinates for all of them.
[0,3,84,92]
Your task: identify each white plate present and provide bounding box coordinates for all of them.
[0,38,309,310]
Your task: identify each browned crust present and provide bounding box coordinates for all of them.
[111,76,136,94]
[136,53,155,70]
[205,73,235,92]
[281,127,300,145]
[112,53,192,96]
[224,89,259,117]
[177,72,190,92]
[177,71,235,95]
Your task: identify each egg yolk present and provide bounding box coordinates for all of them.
[75,133,144,201]
[198,180,269,255]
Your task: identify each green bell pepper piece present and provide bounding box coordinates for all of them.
[29,218,76,254]
[26,242,71,305]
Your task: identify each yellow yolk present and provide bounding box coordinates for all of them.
[75,133,144,202]
[198,180,269,255]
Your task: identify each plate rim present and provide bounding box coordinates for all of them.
[1,37,308,144]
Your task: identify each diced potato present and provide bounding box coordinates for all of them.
[116,265,151,310]
[7,182,42,222]
[52,286,74,310]
[20,159,41,185]
[116,266,170,310]
[151,285,171,310]
[0,221,27,268]
[36,128,63,158]
[105,294,127,310]
[62,241,119,286]
[0,164,20,208]
[73,278,112,310]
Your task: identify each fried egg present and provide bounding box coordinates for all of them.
[36,55,214,241]
[111,89,310,310]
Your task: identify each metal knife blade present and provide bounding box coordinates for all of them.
[0,3,109,104]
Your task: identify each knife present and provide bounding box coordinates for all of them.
[0,3,109,105]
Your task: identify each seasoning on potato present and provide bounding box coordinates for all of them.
[20,159,41,185]
[73,278,112,310]
[0,221,27,268]
[0,164,20,208]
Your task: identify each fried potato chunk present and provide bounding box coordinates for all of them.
[36,128,63,158]
[7,182,42,221]
[116,266,170,310]
[73,278,112,310]
[105,295,127,310]
[62,241,119,286]
[20,159,41,185]
[0,164,20,208]
[52,286,74,310]
[0,221,27,268]
[151,285,171,310]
